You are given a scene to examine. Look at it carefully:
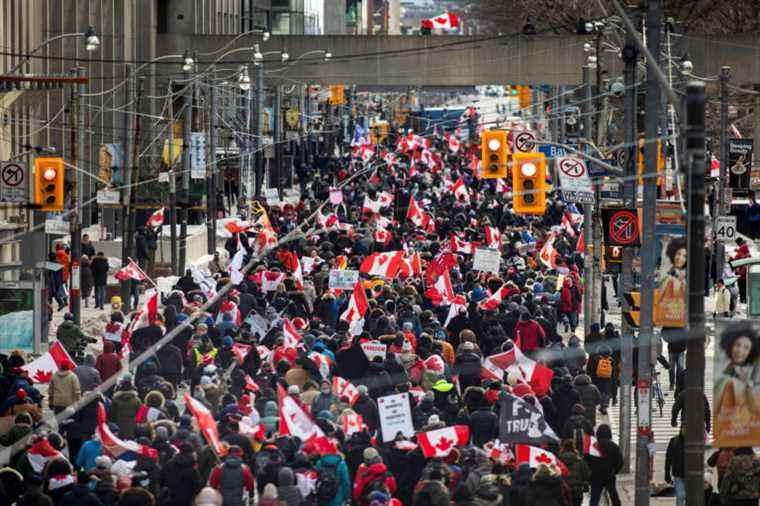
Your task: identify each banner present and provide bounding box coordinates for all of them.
[377,393,414,442]
[654,236,686,327]
[728,138,753,189]
[360,341,387,362]
[713,320,760,447]
[498,394,558,445]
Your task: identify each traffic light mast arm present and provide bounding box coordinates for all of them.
[535,140,624,176]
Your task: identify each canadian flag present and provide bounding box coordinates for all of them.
[576,230,585,254]
[450,234,478,255]
[360,251,403,278]
[583,434,603,457]
[424,251,458,285]
[425,270,458,306]
[128,289,159,334]
[539,233,558,269]
[291,257,304,290]
[184,393,226,455]
[355,145,375,163]
[421,12,460,30]
[450,178,470,203]
[228,244,246,285]
[22,341,75,384]
[115,260,147,282]
[308,351,332,380]
[97,403,159,460]
[485,226,501,249]
[478,284,510,311]
[340,281,369,324]
[224,219,253,235]
[407,196,434,233]
[515,444,568,475]
[482,343,554,396]
[250,270,286,292]
[332,376,360,404]
[710,155,720,178]
[26,438,64,472]
[280,388,325,441]
[397,252,422,279]
[244,374,260,393]
[561,210,578,238]
[340,412,366,436]
[282,318,302,348]
[362,195,383,214]
[484,440,515,464]
[147,207,165,229]
[417,425,470,458]
[496,179,509,194]
[135,404,164,424]
[447,134,461,153]
[374,228,392,245]
[317,211,340,230]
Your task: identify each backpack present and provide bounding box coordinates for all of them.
[316,460,341,503]
[361,475,390,504]
[596,357,613,379]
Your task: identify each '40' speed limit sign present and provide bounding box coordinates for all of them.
[715,216,737,241]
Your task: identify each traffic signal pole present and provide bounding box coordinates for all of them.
[715,67,730,280]
[685,80,707,506]
[179,66,193,275]
[70,67,85,325]
[207,73,217,255]
[636,1,661,504]
[582,64,594,338]
[120,65,135,312]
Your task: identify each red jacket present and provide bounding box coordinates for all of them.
[353,462,397,504]
[208,459,255,494]
[559,283,574,312]
[514,320,546,352]
[733,243,751,278]
[95,342,122,382]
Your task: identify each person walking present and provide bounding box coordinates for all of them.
[587,424,623,506]
[79,255,94,308]
[207,445,255,506]
[558,439,591,506]
[90,251,109,310]
[665,429,687,506]
[48,362,81,415]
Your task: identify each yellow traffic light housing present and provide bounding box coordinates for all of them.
[329,85,345,105]
[34,157,65,211]
[480,130,509,179]
[512,152,547,215]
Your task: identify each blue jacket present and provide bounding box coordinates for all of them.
[75,439,102,472]
[315,454,351,506]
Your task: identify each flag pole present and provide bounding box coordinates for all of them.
[128,257,158,289]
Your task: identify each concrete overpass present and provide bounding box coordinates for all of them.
[156,33,760,87]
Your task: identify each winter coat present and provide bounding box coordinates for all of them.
[469,408,499,447]
[311,392,338,416]
[261,401,279,436]
[513,319,546,352]
[562,414,594,452]
[588,426,624,484]
[16,487,53,506]
[208,456,255,506]
[90,256,109,286]
[413,398,441,430]
[721,452,760,503]
[412,480,451,506]
[48,369,81,409]
[315,454,351,506]
[156,343,184,376]
[364,361,393,400]
[352,462,397,506]
[109,389,141,439]
[714,285,731,315]
[160,452,203,506]
[95,342,122,382]
[277,467,303,506]
[558,451,590,498]
[525,473,568,506]
[74,364,101,393]
[353,395,380,435]
[573,374,601,426]
[58,484,102,506]
[56,322,86,356]
[559,283,574,313]
[664,434,686,482]
[80,257,94,297]
[454,352,482,390]
[93,479,119,506]
[552,383,581,428]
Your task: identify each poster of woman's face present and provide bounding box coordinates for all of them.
[713,320,760,447]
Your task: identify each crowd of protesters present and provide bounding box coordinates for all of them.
[0,121,756,506]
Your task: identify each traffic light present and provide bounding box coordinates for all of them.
[517,85,531,110]
[480,130,509,179]
[637,138,664,186]
[329,85,345,105]
[512,152,547,214]
[33,157,65,211]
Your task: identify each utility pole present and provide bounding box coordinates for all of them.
[591,43,604,329]
[120,65,135,312]
[636,0,661,504]
[558,86,567,144]
[254,63,264,200]
[582,64,594,337]
[207,73,217,255]
[168,80,178,275]
[619,39,638,473]
[685,79,707,506]
[179,67,193,275]
[715,67,730,278]
[70,67,85,325]
[274,83,283,199]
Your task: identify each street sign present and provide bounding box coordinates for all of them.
[602,208,641,247]
[614,147,630,171]
[715,215,737,241]
[96,189,120,205]
[0,161,27,203]
[556,156,594,204]
[44,219,69,236]
[513,130,537,153]
[190,132,207,180]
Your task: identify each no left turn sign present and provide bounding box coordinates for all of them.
[514,131,536,153]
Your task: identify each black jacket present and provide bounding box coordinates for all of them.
[161,452,203,506]
[525,474,569,506]
[468,408,499,446]
[90,256,109,286]
[58,485,102,506]
[665,434,686,482]
[353,395,380,434]
[587,428,624,484]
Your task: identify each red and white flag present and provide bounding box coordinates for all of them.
[115,260,147,282]
[450,178,470,203]
[481,344,554,396]
[26,438,64,472]
[576,230,585,254]
[450,234,478,255]
[539,233,558,269]
[340,281,369,325]
[421,12,460,30]
[332,376,360,405]
[184,393,226,456]
[484,440,515,464]
[147,207,165,229]
[561,211,578,238]
[308,351,332,380]
[282,318,302,349]
[22,341,76,384]
[340,412,366,436]
[250,270,286,292]
[425,270,457,306]
[407,196,434,233]
[447,134,461,153]
[515,444,567,475]
[484,226,501,249]
[583,434,602,457]
[97,403,158,460]
[397,252,423,279]
[417,425,470,458]
[374,228,392,245]
[478,284,510,311]
[291,257,304,290]
[128,289,159,334]
[360,251,403,278]
[228,244,246,285]
[280,389,325,441]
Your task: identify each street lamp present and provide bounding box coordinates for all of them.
[182,50,195,72]
[254,44,264,65]
[7,26,100,74]
[238,66,251,91]
[281,51,290,63]
[324,51,332,62]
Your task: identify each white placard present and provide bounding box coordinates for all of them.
[473,248,502,274]
[45,219,69,236]
[190,132,207,180]
[716,215,737,241]
[96,189,120,205]
[557,156,594,203]
[377,392,414,443]
[360,340,387,362]
[158,172,170,183]
[264,188,280,206]
[328,269,359,290]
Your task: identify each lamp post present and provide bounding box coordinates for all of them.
[7,26,99,74]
